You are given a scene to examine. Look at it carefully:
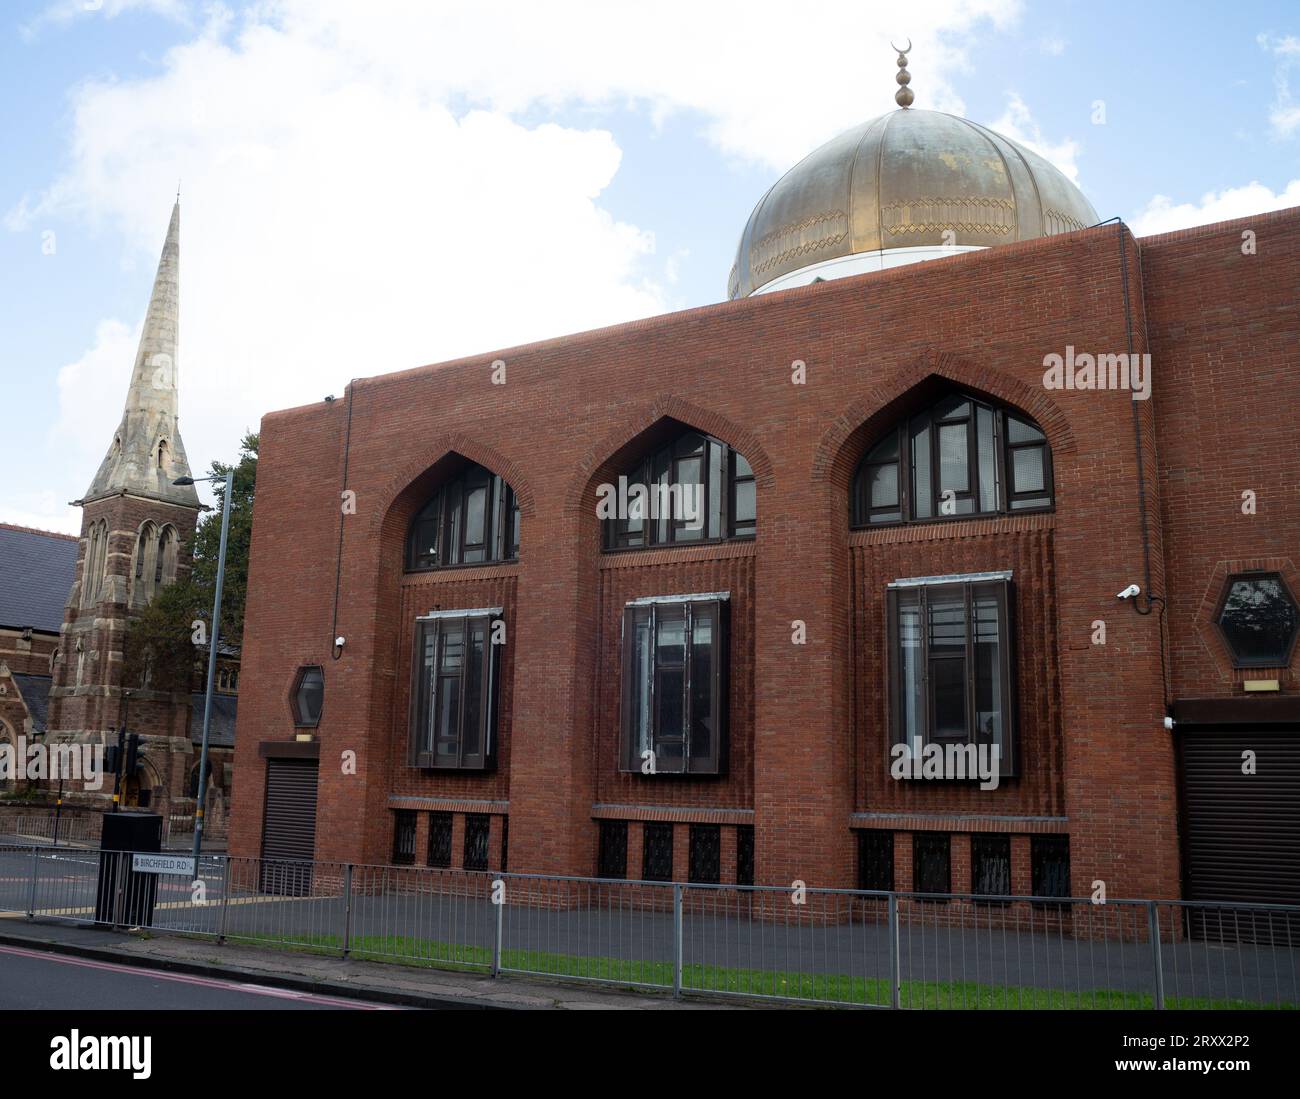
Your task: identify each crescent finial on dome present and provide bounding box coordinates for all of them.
[892,39,914,108]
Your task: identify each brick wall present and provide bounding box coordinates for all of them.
[229,212,1300,901]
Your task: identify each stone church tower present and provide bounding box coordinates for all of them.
[46,201,202,811]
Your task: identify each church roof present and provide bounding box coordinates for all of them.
[81,202,200,509]
[13,675,53,733]
[189,692,237,748]
[0,524,78,633]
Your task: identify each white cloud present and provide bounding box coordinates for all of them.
[7,0,1026,530]
[1259,32,1300,138]
[1130,179,1300,236]
[991,92,1081,182]
[22,0,189,38]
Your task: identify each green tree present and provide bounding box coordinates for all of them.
[121,580,204,692]
[189,432,258,646]
[122,433,258,691]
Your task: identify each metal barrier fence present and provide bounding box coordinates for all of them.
[0,813,219,851]
[0,815,100,845]
[0,845,1295,1009]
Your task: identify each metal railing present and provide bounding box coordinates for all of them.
[0,814,100,846]
[1,845,1295,1009]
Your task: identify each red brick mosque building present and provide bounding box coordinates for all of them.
[229,56,1300,908]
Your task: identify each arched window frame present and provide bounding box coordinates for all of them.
[405,463,520,572]
[603,429,756,551]
[80,521,107,608]
[131,521,160,606]
[852,391,1054,528]
[154,525,178,587]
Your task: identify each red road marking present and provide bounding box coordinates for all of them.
[0,944,401,1009]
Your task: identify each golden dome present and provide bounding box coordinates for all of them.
[728,107,1099,299]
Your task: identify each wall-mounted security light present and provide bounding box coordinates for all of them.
[1116,583,1141,600]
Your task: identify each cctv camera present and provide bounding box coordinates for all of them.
[1116,583,1141,600]
[334,636,346,648]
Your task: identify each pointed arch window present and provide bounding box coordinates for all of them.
[157,438,169,470]
[81,521,108,607]
[603,429,755,550]
[406,462,519,572]
[852,391,1053,527]
[131,521,160,606]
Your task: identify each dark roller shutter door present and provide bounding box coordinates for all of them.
[1177,727,1300,942]
[260,758,319,896]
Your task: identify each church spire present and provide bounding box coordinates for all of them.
[81,201,199,509]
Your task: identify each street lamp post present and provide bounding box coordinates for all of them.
[175,471,234,861]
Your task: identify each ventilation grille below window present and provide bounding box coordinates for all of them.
[642,822,674,882]
[688,824,721,884]
[427,812,452,868]
[856,830,894,892]
[464,813,490,871]
[1031,835,1070,908]
[598,821,628,880]
[736,825,755,887]
[913,833,951,897]
[971,834,1011,903]
[392,810,416,866]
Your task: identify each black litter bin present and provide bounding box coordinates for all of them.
[95,812,163,926]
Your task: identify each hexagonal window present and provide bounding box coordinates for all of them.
[291,665,325,727]
[1215,573,1300,668]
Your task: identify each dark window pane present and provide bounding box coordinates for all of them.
[688,824,721,883]
[910,419,932,518]
[629,609,653,764]
[674,431,705,457]
[1218,574,1300,666]
[933,394,970,420]
[913,833,951,895]
[427,812,452,868]
[293,666,324,726]
[708,443,723,540]
[897,592,923,743]
[928,593,965,651]
[643,822,673,882]
[931,658,967,740]
[689,606,715,765]
[856,830,894,891]
[464,814,490,871]
[598,821,628,879]
[1032,835,1070,908]
[977,406,997,512]
[392,811,416,866]
[971,834,1011,901]
[736,826,754,887]
[973,592,1004,751]
[866,432,899,463]
[462,622,485,758]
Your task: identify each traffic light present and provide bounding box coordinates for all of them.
[124,733,141,776]
[103,745,120,774]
